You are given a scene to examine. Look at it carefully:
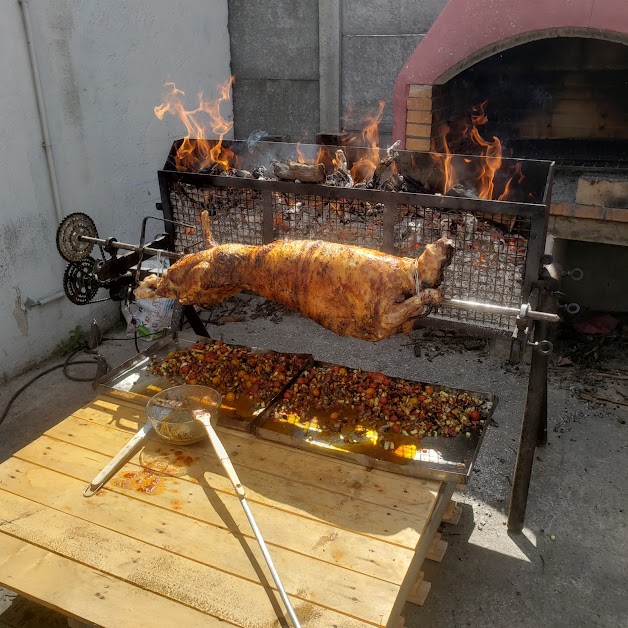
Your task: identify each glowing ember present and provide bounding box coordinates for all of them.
[154,78,235,172]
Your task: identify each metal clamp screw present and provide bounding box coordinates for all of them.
[528,339,553,355]
[567,267,584,281]
[563,303,580,315]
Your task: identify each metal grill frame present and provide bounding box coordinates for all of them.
[158,142,555,339]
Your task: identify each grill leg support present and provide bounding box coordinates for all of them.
[508,295,550,533]
[183,305,210,337]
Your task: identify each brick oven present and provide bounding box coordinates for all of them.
[392,0,628,311]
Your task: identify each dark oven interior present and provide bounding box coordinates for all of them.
[431,37,628,174]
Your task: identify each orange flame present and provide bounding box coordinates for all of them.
[469,102,502,199]
[154,78,235,172]
[433,101,504,199]
[349,100,386,182]
[295,142,306,164]
[498,162,525,201]
[432,124,456,193]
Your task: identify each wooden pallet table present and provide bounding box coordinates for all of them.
[0,396,455,627]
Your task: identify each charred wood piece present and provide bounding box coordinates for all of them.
[273,160,326,184]
[231,168,253,179]
[326,149,354,188]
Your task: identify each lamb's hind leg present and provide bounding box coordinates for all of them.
[380,288,442,336]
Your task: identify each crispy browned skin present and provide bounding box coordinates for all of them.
[137,238,454,341]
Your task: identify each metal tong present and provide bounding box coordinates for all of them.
[194,410,301,628]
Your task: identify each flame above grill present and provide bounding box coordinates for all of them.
[154,78,235,172]
[154,81,527,201]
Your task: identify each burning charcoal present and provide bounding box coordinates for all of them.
[401,174,432,194]
[231,168,253,179]
[199,162,228,176]
[252,166,267,179]
[325,149,353,188]
[382,172,404,192]
[386,140,401,158]
[273,159,326,184]
[446,184,478,199]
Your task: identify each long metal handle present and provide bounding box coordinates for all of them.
[83,422,153,497]
[440,298,561,323]
[194,411,301,627]
[240,497,302,628]
[79,235,182,260]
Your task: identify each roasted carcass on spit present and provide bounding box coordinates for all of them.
[136,217,454,341]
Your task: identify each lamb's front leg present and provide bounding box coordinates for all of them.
[380,288,442,337]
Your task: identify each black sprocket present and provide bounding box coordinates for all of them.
[56,213,98,262]
[63,257,100,305]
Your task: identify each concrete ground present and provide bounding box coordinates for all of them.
[0,303,626,627]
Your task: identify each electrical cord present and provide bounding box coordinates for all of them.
[0,347,105,428]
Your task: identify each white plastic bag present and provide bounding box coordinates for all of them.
[124,253,175,341]
[124,297,175,341]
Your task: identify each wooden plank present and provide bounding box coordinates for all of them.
[405,138,431,151]
[385,483,455,626]
[70,398,442,519]
[0,491,374,628]
[0,458,401,623]
[408,85,432,98]
[406,579,431,606]
[0,534,226,628]
[406,110,432,125]
[406,97,432,113]
[39,417,429,548]
[405,123,433,139]
[10,435,422,587]
[441,500,462,525]
[575,177,628,209]
[550,202,628,223]
[548,215,628,246]
[425,532,448,563]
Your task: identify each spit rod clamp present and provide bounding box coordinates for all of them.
[527,339,553,355]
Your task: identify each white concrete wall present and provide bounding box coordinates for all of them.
[0,0,231,380]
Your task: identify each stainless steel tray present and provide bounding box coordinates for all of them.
[94,333,312,432]
[254,361,498,484]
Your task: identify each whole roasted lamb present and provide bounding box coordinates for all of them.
[136,217,454,341]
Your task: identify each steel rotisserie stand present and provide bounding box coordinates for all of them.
[0,139,563,626]
[156,139,559,531]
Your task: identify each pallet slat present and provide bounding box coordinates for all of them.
[0,535,224,628]
[0,491,373,628]
[37,416,432,550]
[0,458,403,621]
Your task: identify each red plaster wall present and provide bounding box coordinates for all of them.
[393,0,628,145]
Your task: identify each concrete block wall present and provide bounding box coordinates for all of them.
[0,0,231,380]
[229,0,320,142]
[342,0,446,146]
[228,0,446,145]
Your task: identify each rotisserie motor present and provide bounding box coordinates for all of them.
[136,221,454,341]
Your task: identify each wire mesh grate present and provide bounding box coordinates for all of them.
[169,182,264,252]
[394,203,531,330]
[271,192,384,249]
[165,177,537,334]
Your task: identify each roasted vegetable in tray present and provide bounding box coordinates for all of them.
[147,340,308,415]
[271,364,490,451]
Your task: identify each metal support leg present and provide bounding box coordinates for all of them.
[508,291,551,533]
[183,305,210,337]
[537,372,548,447]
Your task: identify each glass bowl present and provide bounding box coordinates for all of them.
[146,385,222,445]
